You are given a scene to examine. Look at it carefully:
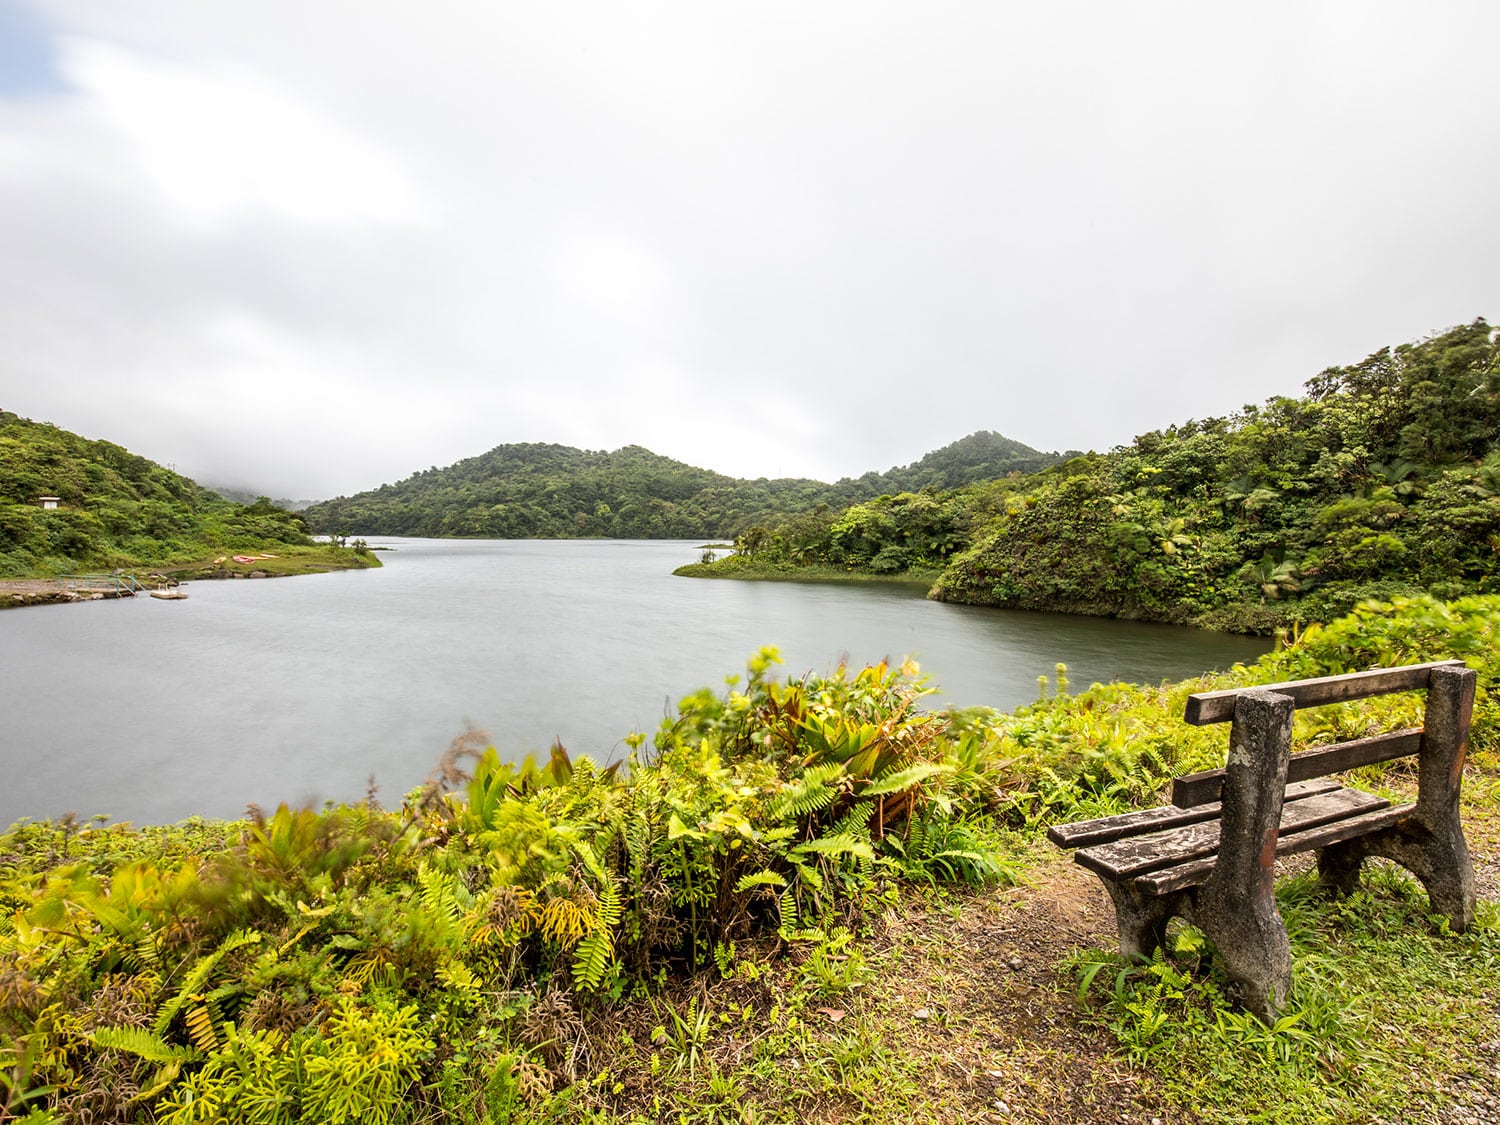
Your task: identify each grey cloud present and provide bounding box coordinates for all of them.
[2,0,1498,499]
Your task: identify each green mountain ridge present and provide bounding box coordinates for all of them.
[301,430,1061,540]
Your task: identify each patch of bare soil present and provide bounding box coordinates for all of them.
[578,851,1195,1125]
[864,856,1192,1124]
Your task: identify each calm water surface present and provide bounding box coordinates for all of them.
[0,539,1268,827]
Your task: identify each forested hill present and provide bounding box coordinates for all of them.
[0,411,345,577]
[840,430,1068,494]
[302,432,1060,539]
[690,318,1500,633]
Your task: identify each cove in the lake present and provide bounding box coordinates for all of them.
[0,538,1269,828]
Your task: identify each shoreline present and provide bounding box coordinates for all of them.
[0,549,381,610]
[675,556,1290,636]
[673,557,940,592]
[0,578,144,609]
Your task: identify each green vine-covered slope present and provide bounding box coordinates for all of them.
[690,319,1500,633]
[0,411,374,577]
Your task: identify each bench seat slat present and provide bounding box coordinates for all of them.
[1134,802,1414,895]
[1170,729,1423,808]
[1074,787,1388,880]
[1047,779,1341,848]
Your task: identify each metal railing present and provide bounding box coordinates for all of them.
[55,573,151,594]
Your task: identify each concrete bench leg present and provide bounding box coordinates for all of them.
[1315,840,1366,897]
[1316,666,1476,932]
[1402,664,1477,932]
[1099,880,1185,961]
[1196,689,1295,1021]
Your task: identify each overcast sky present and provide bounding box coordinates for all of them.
[2,1,1497,501]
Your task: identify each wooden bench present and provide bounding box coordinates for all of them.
[1048,660,1478,1018]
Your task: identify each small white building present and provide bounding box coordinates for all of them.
[37,496,60,510]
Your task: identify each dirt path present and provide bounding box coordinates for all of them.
[586,791,1499,1124]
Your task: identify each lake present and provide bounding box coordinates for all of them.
[0,538,1269,828]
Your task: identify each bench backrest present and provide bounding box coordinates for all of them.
[1171,660,1469,808]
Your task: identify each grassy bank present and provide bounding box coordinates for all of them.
[2,595,1497,1123]
[158,543,383,580]
[673,552,938,590]
[0,546,379,610]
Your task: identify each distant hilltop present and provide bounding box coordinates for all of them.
[300,431,1065,540]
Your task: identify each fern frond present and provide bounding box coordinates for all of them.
[862,762,949,798]
[829,801,875,839]
[437,960,480,994]
[569,837,609,884]
[571,926,615,991]
[791,835,875,863]
[766,763,845,821]
[733,871,788,894]
[595,874,623,927]
[572,875,619,990]
[789,859,823,893]
[418,864,471,927]
[905,815,932,858]
[132,934,161,970]
[184,1004,220,1053]
[153,929,262,1036]
[90,1026,199,1064]
[776,889,799,934]
[132,1060,184,1102]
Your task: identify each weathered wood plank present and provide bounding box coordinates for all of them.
[1183,661,1467,725]
[1075,787,1387,880]
[1047,779,1341,848]
[1134,803,1414,895]
[1170,729,1423,808]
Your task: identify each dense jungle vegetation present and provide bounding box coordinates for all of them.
[686,319,1500,634]
[301,432,1060,540]
[3,593,1498,1123]
[0,412,374,577]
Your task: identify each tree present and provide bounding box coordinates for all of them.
[736,525,770,560]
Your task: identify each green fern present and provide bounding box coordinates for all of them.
[788,858,823,893]
[733,870,788,894]
[766,763,845,821]
[861,761,948,798]
[571,875,622,990]
[776,888,799,935]
[154,929,262,1039]
[417,863,473,929]
[828,801,875,839]
[790,834,875,863]
[90,1025,199,1064]
[437,959,480,994]
[565,835,609,884]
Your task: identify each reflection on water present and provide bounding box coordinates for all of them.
[0,539,1267,827]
